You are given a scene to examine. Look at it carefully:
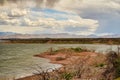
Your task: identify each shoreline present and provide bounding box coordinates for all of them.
[17,48,105,80]
[1,38,120,45]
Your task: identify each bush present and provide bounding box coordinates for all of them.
[53,49,59,52]
[115,58,120,77]
[95,63,105,67]
[102,51,120,79]
[61,72,74,80]
[115,77,120,80]
[71,47,83,52]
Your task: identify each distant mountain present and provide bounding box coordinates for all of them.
[0,33,95,39]
[87,34,98,38]
[0,33,84,39]
[0,32,20,39]
[0,32,119,39]
[100,34,120,38]
[0,32,17,36]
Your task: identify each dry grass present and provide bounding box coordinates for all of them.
[34,52,106,80]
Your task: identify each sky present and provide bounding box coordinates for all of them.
[0,0,120,36]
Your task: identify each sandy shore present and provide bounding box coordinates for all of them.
[35,52,99,65]
[17,50,105,80]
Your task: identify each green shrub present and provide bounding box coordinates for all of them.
[61,72,73,80]
[115,77,120,80]
[115,58,120,77]
[53,49,59,52]
[71,47,83,52]
[115,58,120,66]
[95,63,105,67]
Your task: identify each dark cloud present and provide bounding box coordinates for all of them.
[0,0,6,5]
[46,0,59,8]
[79,9,120,34]
[0,0,59,8]
[35,0,59,8]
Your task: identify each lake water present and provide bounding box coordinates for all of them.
[0,43,119,79]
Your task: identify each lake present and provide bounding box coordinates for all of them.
[0,43,119,79]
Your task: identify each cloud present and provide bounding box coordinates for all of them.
[0,8,28,18]
[1,0,120,14]
[9,8,28,17]
[1,0,120,18]
[0,12,8,19]
[16,0,120,35]
[23,17,98,29]
[55,0,120,12]
[0,5,99,35]
[1,0,119,35]
[0,8,28,25]
[49,0,120,34]
[0,25,44,34]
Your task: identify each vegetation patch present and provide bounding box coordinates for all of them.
[95,63,105,67]
[61,72,74,80]
[70,47,84,52]
[115,58,120,78]
[115,77,120,80]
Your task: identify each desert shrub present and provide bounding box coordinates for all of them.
[53,50,59,52]
[114,58,120,78]
[116,67,120,78]
[115,77,120,80]
[46,47,88,56]
[102,51,118,80]
[61,72,74,80]
[70,47,83,52]
[33,66,60,80]
[95,63,105,67]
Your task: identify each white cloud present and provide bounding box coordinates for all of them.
[0,0,120,35]
[9,8,28,17]
[0,25,44,34]
[0,0,102,35]
[52,0,120,14]
[0,6,99,35]
[48,0,120,35]
[22,15,99,35]
[5,19,19,25]
[0,12,8,19]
